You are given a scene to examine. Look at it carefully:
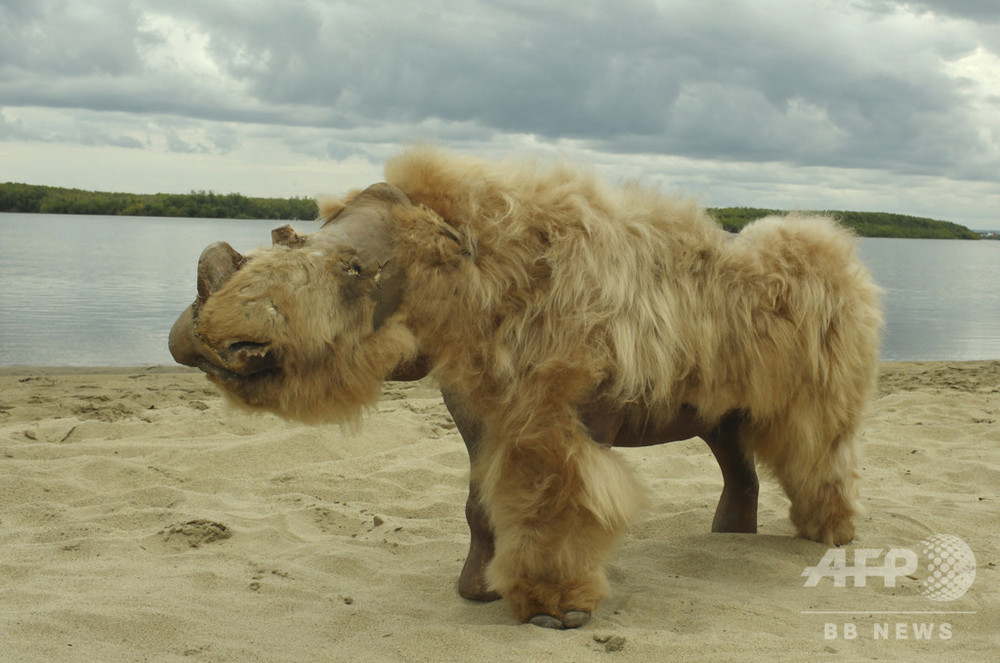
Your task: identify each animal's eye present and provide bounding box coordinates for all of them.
[343,261,362,276]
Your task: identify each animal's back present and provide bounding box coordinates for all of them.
[388,148,733,404]
[387,147,880,423]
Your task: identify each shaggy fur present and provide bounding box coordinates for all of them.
[187,146,882,622]
[380,149,880,618]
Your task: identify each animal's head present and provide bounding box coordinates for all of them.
[168,183,424,423]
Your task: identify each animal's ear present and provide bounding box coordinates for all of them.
[271,224,307,248]
[317,189,363,224]
[394,205,475,265]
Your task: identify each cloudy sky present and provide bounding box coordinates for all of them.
[1,0,998,227]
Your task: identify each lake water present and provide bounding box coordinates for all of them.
[1,213,998,366]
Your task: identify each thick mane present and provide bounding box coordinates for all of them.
[385,147,719,406]
[385,146,880,430]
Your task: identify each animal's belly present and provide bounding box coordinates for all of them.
[582,403,719,447]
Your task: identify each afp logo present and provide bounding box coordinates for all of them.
[802,534,976,601]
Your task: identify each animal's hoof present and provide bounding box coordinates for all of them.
[528,611,591,629]
[529,614,564,629]
[460,587,501,603]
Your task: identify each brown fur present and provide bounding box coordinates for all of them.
[186,146,882,622]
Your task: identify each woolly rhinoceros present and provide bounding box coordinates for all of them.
[169,146,882,629]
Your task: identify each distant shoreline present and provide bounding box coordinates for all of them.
[1,182,983,239]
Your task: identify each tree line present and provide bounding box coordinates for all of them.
[0,182,317,220]
[0,182,981,238]
[708,206,980,240]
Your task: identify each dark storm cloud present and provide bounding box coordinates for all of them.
[878,0,1000,22]
[0,0,996,180]
[153,0,993,175]
[0,0,146,77]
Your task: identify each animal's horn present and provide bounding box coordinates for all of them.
[197,241,245,302]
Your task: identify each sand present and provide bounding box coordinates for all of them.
[1,362,997,662]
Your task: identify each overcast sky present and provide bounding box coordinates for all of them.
[1,0,998,227]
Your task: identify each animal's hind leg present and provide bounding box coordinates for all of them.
[441,388,501,602]
[702,413,758,534]
[753,420,860,546]
[787,436,859,546]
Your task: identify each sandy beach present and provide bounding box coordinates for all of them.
[1,362,996,662]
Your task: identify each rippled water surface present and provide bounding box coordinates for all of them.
[0,213,320,365]
[1,213,998,365]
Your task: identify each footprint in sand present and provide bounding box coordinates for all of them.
[158,519,232,549]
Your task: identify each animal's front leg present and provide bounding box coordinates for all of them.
[441,389,500,602]
[478,413,643,628]
[459,483,500,601]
